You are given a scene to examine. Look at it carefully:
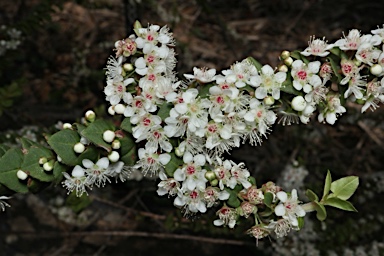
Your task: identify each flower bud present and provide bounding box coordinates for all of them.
[123,63,134,71]
[108,151,120,162]
[43,160,54,172]
[111,139,121,149]
[175,147,183,157]
[291,95,306,112]
[114,104,126,114]
[39,157,47,165]
[108,106,116,115]
[205,171,216,181]
[278,64,288,73]
[280,50,290,60]
[57,155,62,162]
[63,123,72,129]
[103,130,116,143]
[210,179,219,187]
[263,96,275,106]
[370,64,383,76]
[17,170,28,180]
[73,142,85,154]
[85,110,96,122]
[284,57,293,67]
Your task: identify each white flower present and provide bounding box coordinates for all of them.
[203,186,230,208]
[219,59,259,88]
[174,188,207,214]
[62,165,90,197]
[104,76,134,106]
[213,158,233,190]
[83,157,111,188]
[301,36,334,57]
[274,189,306,227]
[229,162,252,189]
[133,147,171,176]
[174,152,207,191]
[243,98,276,135]
[334,29,380,51]
[344,74,366,100]
[131,113,162,139]
[318,93,346,125]
[0,196,11,211]
[184,67,216,83]
[105,56,123,80]
[157,171,180,197]
[291,60,321,91]
[213,205,237,228]
[361,78,384,113]
[355,43,381,66]
[254,64,286,100]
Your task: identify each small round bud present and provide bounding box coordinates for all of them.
[205,171,216,181]
[353,59,361,67]
[370,64,383,76]
[57,155,62,162]
[175,147,183,157]
[43,161,54,172]
[85,110,96,122]
[284,57,293,67]
[63,123,72,129]
[123,63,134,71]
[278,64,288,73]
[108,151,120,162]
[17,170,28,180]
[73,142,85,154]
[210,179,219,187]
[263,96,275,106]
[114,104,126,114]
[280,50,291,60]
[291,95,306,112]
[39,157,47,165]
[111,139,121,149]
[103,130,116,143]
[108,106,115,115]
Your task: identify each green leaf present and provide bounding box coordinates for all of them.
[246,56,263,72]
[290,50,302,60]
[322,170,332,199]
[305,189,319,202]
[297,216,305,229]
[226,189,241,208]
[197,83,214,99]
[164,153,183,177]
[81,119,115,152]
[65,191,92,213]
[53,161,66,185]
[263,192,274,208]
[0,148,28,193]
[327,55,342,84]
[248,176,256,186]
[323,197,358,212]
[47,129,81,166]
[0,145,10,158]
[157,102,173,121]
[280,74,300,95]
[121,117,133,134]
[330,176,359,200]
[21,146,54,182]
[313,201,327,221]
[20,137,42,149]
[119,133,137,166]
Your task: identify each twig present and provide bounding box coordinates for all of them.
[13,230,252,246]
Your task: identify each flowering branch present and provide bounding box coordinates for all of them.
[1,20,382,242]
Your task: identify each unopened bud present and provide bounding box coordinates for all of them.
[43,161,54,172]
[108,151,120,162]
[210,179,219,187]
[111,139,121,149]
[280,50,291,60]
[63,123,72,129]
[17,170,28,180]
[85,110,96,122]
[103,130,116,143]
[123,63,134,71]
[284,57,293,67]
[291,95,306,112]
[175,147,183,157]
[263,96,275,106]
[114,104,126,114]
[108,106,116,115]
[370,64,383,76]
[57,155,62,162]
[278,64,289,73]
[73,142,85,154]
[205,171,216,181]
[39,157,47,165]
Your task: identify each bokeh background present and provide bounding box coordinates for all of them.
[1,0,384,255]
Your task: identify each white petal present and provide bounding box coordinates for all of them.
[159,153,171,165]
[274,204,286,216]
[183,152,193,163]
[97,157,110,169]
[194,154,206,166]
[261,65,274,76]
[276,191,288,202]
[82,159,94,168]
